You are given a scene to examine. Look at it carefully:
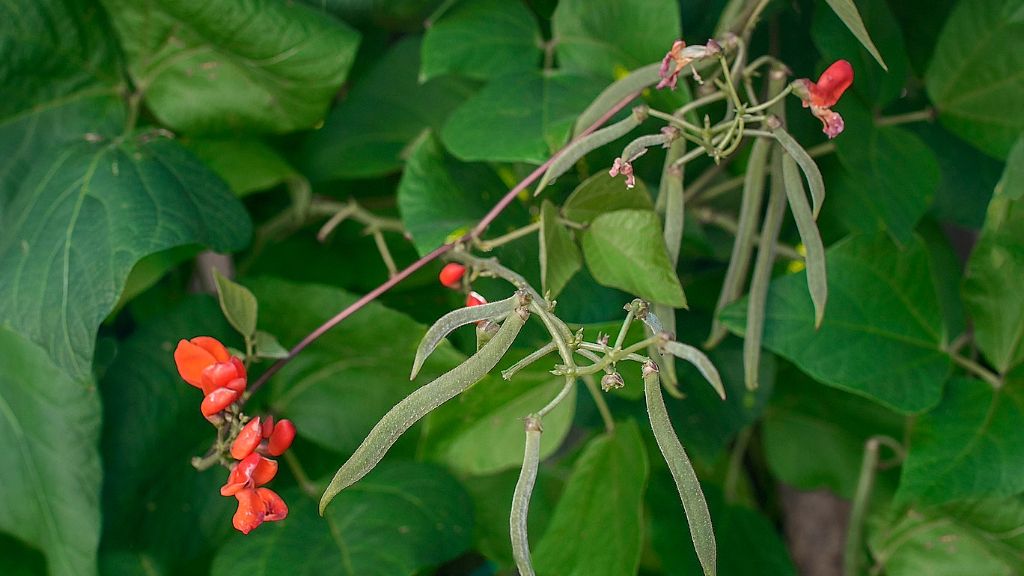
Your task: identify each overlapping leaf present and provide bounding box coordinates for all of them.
[0,136,251,379]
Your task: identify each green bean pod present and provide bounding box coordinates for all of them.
[782,153,828,328]
[536,108,645,193]
[410,294,519,379]
[573,63,661,135]
[320,308,528,514]
[643,362,716,576]
[661,340,725,400]
[773,127,825,219]
[510,416,543,576]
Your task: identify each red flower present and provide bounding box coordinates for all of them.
[466,291,487,307]
[174,337,231,388]
[198,358,246,396]
[439,263,466,288]
[231,417,296,459]
[795,60,854,139]
[232,487,288,534]
[221,453,278,496]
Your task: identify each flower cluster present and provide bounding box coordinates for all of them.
[174,336,295,534]
[793,60,854,139]
[438,263,488,308]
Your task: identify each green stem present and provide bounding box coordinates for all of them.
[950,352,1003,389]
[845,436,903,576]
[875,109,935,127]
[538,375,576,418]
[724,427,752,503]
[477,221,541,251]
[372,230,398,277]
[284,450,319,499]
[583,374,616,433]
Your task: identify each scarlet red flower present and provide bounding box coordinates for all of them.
[795,60,854,139]
[221,453,278,496]
[174,337,231,388]
[232,487,288,534]
[201,387,241,419]
[466,291,487,307]
[267,420,296,457]
[231,417,264,460]
[439,263,466,288]
[198,357,246,396]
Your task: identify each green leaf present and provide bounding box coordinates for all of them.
[552,0,680,78]
[897,377,1024,505]
[421,368,575,476]
[763,363,903,498]
[534,421,649,576]
[302,36,476,181]
[581,209,687,307]
[540,200,582,298]
[964,174,1024,373]
[561,171,654,224]
[212,271,258,340]
[926,0,1024,158]
[812,0,907,105]
[441,71,607,164]
[915,123,1002,229]
[253,330,289,359]
[101,0,360,134]
[720,234,950,413]
[0,0,125,211]
[822,0,889,70]
[100,297,237,572]
[0,136,251,379]
[0,328,101,576]
[869,497,1024,574]
[211,463,474,576]
[421,0,542,81]
[248,277,467,454]
[398,134,521,255]
[184,138,296,196]
[997,136,1024,200]
[830,103,939,246]
[650,481,796,576]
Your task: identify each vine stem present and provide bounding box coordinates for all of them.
[244,90,643,399]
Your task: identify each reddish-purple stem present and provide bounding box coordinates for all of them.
[247,90,642,396]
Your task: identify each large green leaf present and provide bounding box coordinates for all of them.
[421,0,542,81]
[211,463,473,576]
[581,209,687,307]
[184,137,296,196]
[552,0,680,78]
[0,328,102,576]
[421,367,575,476]
[897,377,1024,505]
[302,36,475,181]
[248,277,467,454]
[926,0,1024,158]
[561,171,653,224]
[0,0,125,211]
[763,363,903,498]
[534,421,649,576]
[830,104,939,247]
[915,123,1001,229]
[100,297,237,573]
[812,0,907,105]
[397,134,522,255]
[963,174,1024,374]
[540,199,583,298]
[0,136,251,379]
[441,71,607,164]
[869,497,1024,574]
[720,234,950,413]
[101,0,360,134]
[650,480,796,576]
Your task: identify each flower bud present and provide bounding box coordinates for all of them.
[201,388,240,419]
[466,291,487,307]
[439,263,466,288]
[267,420,296,456]
[601,372,625,392]
[232,418,263,460]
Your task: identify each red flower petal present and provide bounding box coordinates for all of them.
[252,456,278,486]
[267,420,296,456]
[221,453,261,496]
[257,488,288,522]
[810,60,853,108]
[232,488,265,534]
[200,361,242,396]
[231,418,263,460]
[260,416,275,439]
[174,339,218,388]
[201,388,240,418]
[438,263,466,288]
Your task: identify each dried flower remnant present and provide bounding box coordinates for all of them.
[657,39,722,90]
[609,157,636,189]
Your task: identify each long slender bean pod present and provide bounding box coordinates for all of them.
[510,416,543,576]
[782,153,828,328]
[411,294,519,379]
[537,108,646,193]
